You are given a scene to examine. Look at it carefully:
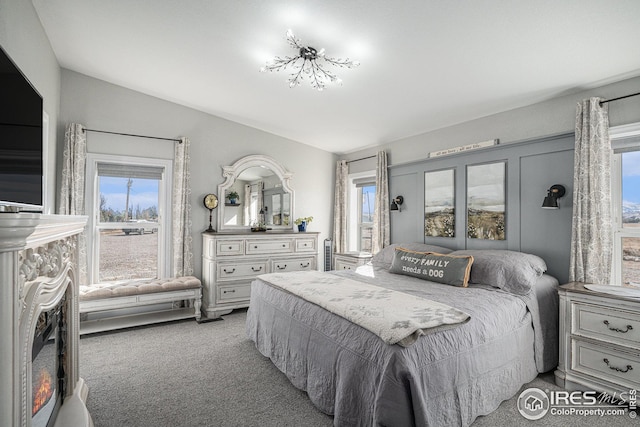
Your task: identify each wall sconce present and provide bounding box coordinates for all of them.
[541,184,566,209]
[390,196,404,212]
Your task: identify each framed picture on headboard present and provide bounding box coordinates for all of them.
[424,168,455,237]
[466,161,506,240]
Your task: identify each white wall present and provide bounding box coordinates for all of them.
[343,75,640,169]
[59,70,336,277]
[0,0,61,213]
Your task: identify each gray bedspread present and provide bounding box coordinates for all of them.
[256,270,471,346]
[246,265,558,426]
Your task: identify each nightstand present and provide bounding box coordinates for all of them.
[555,282,640,395]
[333,251,372,271]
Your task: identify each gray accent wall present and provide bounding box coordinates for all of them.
[343,75,640,285]
[389,134,574,283]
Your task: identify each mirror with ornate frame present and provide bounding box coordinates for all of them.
[217,155,295,231]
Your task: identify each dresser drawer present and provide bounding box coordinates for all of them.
[216,239,244,256]
[217,283,251,303]
[295,238,316,252]
[272,257,315,273]
[216,261,267,281]
[572,302,640,347]
[246,239,292,254]
[571,339,640,388]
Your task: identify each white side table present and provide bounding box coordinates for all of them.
[333,251,373,271]
[555,281,640,396]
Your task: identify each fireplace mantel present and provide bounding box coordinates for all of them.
[0,214,91,427]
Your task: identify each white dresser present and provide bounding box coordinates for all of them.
[555,282,640,396]
[201,231,319,319]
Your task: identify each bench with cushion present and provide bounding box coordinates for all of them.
[79,276,202,334]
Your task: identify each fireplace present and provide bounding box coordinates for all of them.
[0,214,91,427]
[31,300,64,427]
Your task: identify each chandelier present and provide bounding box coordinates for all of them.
[260,29,360,91]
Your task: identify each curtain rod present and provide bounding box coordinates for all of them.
[599,91,640,106]
[346,155,376,164]
[83,128,182,143]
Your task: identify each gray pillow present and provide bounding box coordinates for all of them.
[389,247,474,287]
[449,249,547,295]
[372,243,453,269]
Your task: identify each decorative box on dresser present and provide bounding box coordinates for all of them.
[333,251,372,271]
[201,231,319,319]
[555,282,640,396]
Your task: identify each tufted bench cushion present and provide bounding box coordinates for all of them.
[79,276,202,301]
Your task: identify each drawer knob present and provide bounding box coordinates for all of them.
[603,320,633,333]
[252,266,263,272]
[223,268,236,274]
[228,246,232,249]
[603,358,633,373]
[282,244,286,247]
[300,262,310,268]
[223,289,236,294]
[254,245,258,249]
[277,264,287,270]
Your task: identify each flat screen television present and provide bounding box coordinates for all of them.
[0,44,44,212]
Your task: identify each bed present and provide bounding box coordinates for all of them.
[245,243,559,426]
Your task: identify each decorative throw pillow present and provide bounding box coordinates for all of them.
[449,249,547,295]
[389,247,474,287]
[371,243,453,269]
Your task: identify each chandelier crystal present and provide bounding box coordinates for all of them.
[260,29,360,91]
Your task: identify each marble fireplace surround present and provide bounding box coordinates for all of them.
[0,214,92,427]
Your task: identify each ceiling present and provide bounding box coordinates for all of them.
[33,0,640,154]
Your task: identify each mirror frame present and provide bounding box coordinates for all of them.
[217,154,295,231]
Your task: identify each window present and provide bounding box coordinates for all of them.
[358,184,376,252]
[348,173,376,252]
[86,154,172,284]
[611,124,640,285]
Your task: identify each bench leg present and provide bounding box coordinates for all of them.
[194,297,202,322]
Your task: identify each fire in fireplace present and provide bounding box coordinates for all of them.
[31,299,65,427]
[32,367,54,416]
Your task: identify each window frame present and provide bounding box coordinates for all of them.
[347,171,376,252]
[85,153,173,284]
[610,122,640,285]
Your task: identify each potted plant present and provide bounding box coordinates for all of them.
[294,216,313,232]
[226,190,239,205]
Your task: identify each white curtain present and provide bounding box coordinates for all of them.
[172,137,194,277]
[372,151,390,253]
[569,98,612,284]
[59,123,88,284]
[332,160,349,254]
